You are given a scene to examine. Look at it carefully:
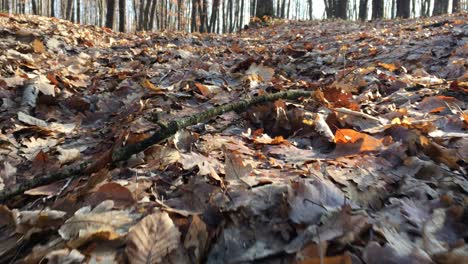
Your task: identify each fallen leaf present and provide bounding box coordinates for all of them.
[58,200,134,247]
[126,211,181,264]
[335,129,383,152]
[32,39,46,53]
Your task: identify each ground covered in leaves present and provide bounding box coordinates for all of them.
[0,12,467,264]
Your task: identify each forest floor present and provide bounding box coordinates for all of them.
[0,12,467,264]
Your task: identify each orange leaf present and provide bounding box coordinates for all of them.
[140,79,163,93]
[428,106,447,114]
[335,129,382,152]
[33,39,46,53]
[195,82,211,97]
[378,62,398,72]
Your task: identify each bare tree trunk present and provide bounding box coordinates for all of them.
[31,0,38,14]
[256,0,274,17]
[280,0,286,17]
[337,0,348,19]
[143,0,152,29]
[238,0,244,29]
[148,0,157,30]
[396,0,410,18]
[433,0,449,15]
[66,0,73,20]
[359,0,368,20]
[118,0,126,31]
[420,0,430,16]
[209,0,219,32]
[177,0,182,30]
[372,0,384,19]
[228,0,233,32]
[308,0,313,19]
[77,0,81,23]
[191,0,198,32]
[105,0,115,29]
[452,0,461,13]
[199,0,208,32]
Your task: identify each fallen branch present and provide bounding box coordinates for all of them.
[112,90,313,162]
[0,162,90,203]
[0,90,313,203]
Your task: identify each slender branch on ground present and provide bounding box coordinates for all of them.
[0,90,313,203]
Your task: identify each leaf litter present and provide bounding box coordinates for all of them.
[0,13,467,263]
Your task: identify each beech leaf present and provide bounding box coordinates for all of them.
[126,211,181,264]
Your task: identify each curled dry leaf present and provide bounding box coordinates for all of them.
[58,200,134,247]
[126,211,181,264]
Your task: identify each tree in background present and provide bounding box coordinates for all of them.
[106,0,115,29]
[396,0,410,18]
[453,0,461,12]
[433,0,449,15]
[359,0,368,20]
[119,0,126,32]
[0,0,467,33]
[372,0,384,19]
[324,0,348,19]
[255,0,274,18]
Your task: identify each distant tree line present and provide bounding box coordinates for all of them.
[0,0,466,33]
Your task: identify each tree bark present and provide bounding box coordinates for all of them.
[105,0,116,29]
[420,0,429,17]
[148,0,157,30]
[336,0,348,19]
[308,0,313,19]
[372,0,384,19]
[65,0,73,20]
[359,0,368,20]
[191,0,198,32]
[433,0,449,15]
[256,0,274,18]
[396,0,410,18]
[77,0,81,23]
[118,0,126,31]
[177,0,183,30]
[31,0,38,14]
[209,0,219,33]
[142,0,152,30]
[199,0,208,32]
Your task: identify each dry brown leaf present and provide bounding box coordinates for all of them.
[58,200,134,247]
[195,82,211,97]
[32,39,46,53]
[86,182,136,208]
[126,211,181,264]
[184,215,209,263]
[140,79,163,93]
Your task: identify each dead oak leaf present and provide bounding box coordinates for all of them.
[126,211,181,264]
